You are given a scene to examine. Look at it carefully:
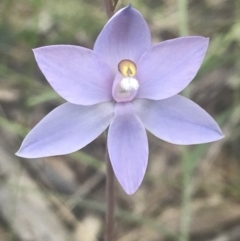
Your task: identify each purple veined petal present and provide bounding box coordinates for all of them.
[108,102,148,195]
[34,45,114,105]
[94,5,151,73]
[16,102,114,158]
[133,95,224,145]
[136,37,209,100]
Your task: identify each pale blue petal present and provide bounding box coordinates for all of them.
[108,102,148,195]
[133,95,224,145]
[137,37,209,100]
[16,102,114,158]
[34,45,114,105]
[94,5,151,73]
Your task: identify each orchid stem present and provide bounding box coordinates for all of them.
[105,147,115,241]
[103,2,118,239]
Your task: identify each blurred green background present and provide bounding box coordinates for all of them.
[0,0,240,241]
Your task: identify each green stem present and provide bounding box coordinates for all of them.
[178,0,191,97]
[179,152,193,241]
[179,145,206,241]
[178,0,189,36]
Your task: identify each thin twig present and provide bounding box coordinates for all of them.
[65,170,105,210]
[103,0,113,18]
[112,0,119,11]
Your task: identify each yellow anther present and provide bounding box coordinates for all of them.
[118,59,137,77]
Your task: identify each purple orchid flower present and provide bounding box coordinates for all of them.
[16,5,223,195]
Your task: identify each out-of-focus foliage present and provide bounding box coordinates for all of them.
[0,0,240,241]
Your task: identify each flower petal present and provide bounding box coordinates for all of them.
[136,37,209,100]
[133,95,224,145]
[108,102,148,195]
[34,45,114,105]
[16,102,114,158]
[94,5,151,73]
